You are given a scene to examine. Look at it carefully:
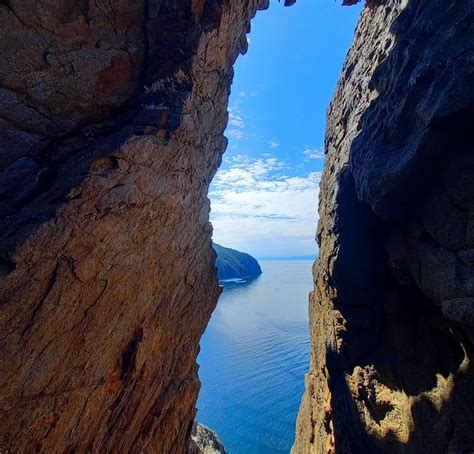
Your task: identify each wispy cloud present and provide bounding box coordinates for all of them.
[229,113,245,128]
[226,106,248,140]
[268,140,279,149]
[303,147,325,160]
[226,129,245,140]
[210,154,320,257]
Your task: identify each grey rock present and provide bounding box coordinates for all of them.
[442,298,474,327]
[188,422,227,454]
[294,1,474,453]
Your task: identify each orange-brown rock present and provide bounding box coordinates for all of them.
[0,1,269,452]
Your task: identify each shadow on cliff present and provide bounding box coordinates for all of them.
[325,0,474,450]
[328,168,474,454]
[0,0,210,267]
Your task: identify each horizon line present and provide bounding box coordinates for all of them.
[256,255,317,261]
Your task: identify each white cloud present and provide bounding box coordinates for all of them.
[226,129,245,140]
[239,91,246,97]
[268,140,279,149]
[210,154,320,257]
[228,113,245,128]
[303,147,325,160]
[226,106,248,140]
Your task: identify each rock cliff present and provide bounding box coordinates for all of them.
[1,0,473,453]
[213,243,262,280]
[293,1,474,453]
[187,422,227,454]
[0,0,269,452]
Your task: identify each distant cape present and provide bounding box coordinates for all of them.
[213,243,262,280]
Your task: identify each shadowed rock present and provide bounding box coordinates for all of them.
[293,1,474,453]
[0,0,472,453]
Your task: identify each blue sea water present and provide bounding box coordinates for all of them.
[196,260,313,453]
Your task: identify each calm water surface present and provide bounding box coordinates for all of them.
[196,260,313,453]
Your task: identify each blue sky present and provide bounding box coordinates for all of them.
[210,0,362,259]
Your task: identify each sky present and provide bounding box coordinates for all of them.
[210,0,363,259]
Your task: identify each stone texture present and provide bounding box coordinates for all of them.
[293,0,474,453]
[187,422,227,454]
[0,1,269,452]
[1,0,473,453]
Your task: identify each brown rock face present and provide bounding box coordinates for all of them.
[1,0,473,453]
[293,1,474,453]
[0,0,269,452]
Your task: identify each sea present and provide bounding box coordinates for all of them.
[196,260,313,454]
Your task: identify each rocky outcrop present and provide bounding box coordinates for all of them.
[1,0,473,453]
[187,422,227,454]
[294,1,474,453]
[0,1,270,452]
[213,243,262,280]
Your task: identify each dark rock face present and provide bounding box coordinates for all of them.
[213,243,262,280]
[294,1,474,453]
[0,0,269,452]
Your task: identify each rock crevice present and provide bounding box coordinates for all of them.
[1,0,473,453]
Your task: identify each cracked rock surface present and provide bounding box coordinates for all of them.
[1,0,473,453]
[0,0,268,452]
[293,1,474,453]
[187,422,227,454]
